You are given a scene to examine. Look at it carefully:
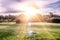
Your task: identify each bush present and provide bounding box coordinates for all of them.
[16,19,21,24]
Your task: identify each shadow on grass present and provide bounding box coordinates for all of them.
[0,29,15,40]
[23,32,60,40]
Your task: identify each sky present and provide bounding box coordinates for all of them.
[0,0,60,15]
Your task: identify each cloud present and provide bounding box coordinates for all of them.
[0,0,60,15]
[45,0,60,15]
[0,0,22,13]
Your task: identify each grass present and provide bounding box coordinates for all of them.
[0,22,60,40]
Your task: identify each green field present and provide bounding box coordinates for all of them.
[0,22,60,40]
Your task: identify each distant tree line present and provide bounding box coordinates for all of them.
[0,12,60,23]
[0,15,16,22]
[45,12,60,23]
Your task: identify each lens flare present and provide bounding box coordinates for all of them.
[28,30,34,35]
[28,22,31,27]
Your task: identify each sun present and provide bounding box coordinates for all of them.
[16,3,40,16]
[24,4,40,16]
[16,3,43,23]
[21,4,40,22]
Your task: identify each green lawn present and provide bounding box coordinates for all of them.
[0,22,60,40]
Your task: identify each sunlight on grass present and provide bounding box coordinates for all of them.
[0,23,60,40]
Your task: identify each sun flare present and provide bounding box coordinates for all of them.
[23,4,40,16]
[16,3,45,23]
